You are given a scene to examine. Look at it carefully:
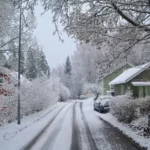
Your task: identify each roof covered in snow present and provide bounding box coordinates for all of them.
[132,82,150,86]
[109,62,150,85]
[103,62,133,78]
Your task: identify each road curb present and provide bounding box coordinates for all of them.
[98,116,147,150]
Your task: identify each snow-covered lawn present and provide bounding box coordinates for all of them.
[0,102,62,149]
[96,112,150,150]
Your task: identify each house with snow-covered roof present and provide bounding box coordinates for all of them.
[101,62,133,95]
[109,62,150,97]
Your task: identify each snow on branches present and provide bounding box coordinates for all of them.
[0,76,69,126]
[34,0,150,61]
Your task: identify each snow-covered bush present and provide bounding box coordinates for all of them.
[135,97,150,117]
[58,84,70,101]
[0,79,18,125]
[110,94,136,123]
[0,95,17,125]
[20,78,58,115]
[51,77,70,101]
[110,94,150,123]
[0,76,64,125]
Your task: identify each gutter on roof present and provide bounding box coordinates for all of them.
[132,82,150,86]
[109,81,124,85]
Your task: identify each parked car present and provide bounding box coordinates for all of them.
[94,96,112,113]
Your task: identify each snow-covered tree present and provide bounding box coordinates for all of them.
[83,83,103,100]
[64,56,71,75]
[20,51,26,75]
[47,66,51,78]
[61,56,72,88]
[35,0,150,48]
[0,76,65,125]
[7,50,18,71]
[8,0,150,72]
[53,43,105,98]
[70,71,84,99]
[52,64,64,79]
[0,0,13,36]
[0,53,6,67]
[37,50,50,78]
[26,49,38,80]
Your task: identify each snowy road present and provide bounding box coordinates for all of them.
[28,100,140,150]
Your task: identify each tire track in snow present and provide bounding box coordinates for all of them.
[79,102,99,150]
[40,103,73,150]
[71,102,81,150]
[24,102,71,150]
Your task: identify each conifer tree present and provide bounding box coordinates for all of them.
[26,49,38,80]
[62,56,72,88]
[37,50,50,78]
[20,51,25,75]
[8,51,18,71]
[64,56,71,75]
[0,53,6,67]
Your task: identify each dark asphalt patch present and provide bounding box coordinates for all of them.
[97,116,143,150]
[71,102,81,150]
[79,102,99,150]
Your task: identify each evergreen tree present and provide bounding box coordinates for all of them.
[3,61,11,69]
[62,56,72,88]
[37,50,50,78]
[26,49,38,80]
[64,56,71,75]
[7,51,25,74]
[20,51,25,75]
[8,51,18,71]
[47,66,51,78]
[0,53,6,67]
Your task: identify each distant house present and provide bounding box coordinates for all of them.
[109,62,150,97]
[101,63,133,95]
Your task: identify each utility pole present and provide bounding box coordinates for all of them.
[18,0,22,125]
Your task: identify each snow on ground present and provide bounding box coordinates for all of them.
[30,102,73,150]
[96,108,150,150]
[0,102,64,150]
[130,116,148,130]
[82,98,112,150]
[49,103,73,150]
[75,102,90,150]
[1,97,148,150]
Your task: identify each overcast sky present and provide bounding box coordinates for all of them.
[34,5,76,69]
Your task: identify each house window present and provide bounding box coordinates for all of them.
[110,85,114,91]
